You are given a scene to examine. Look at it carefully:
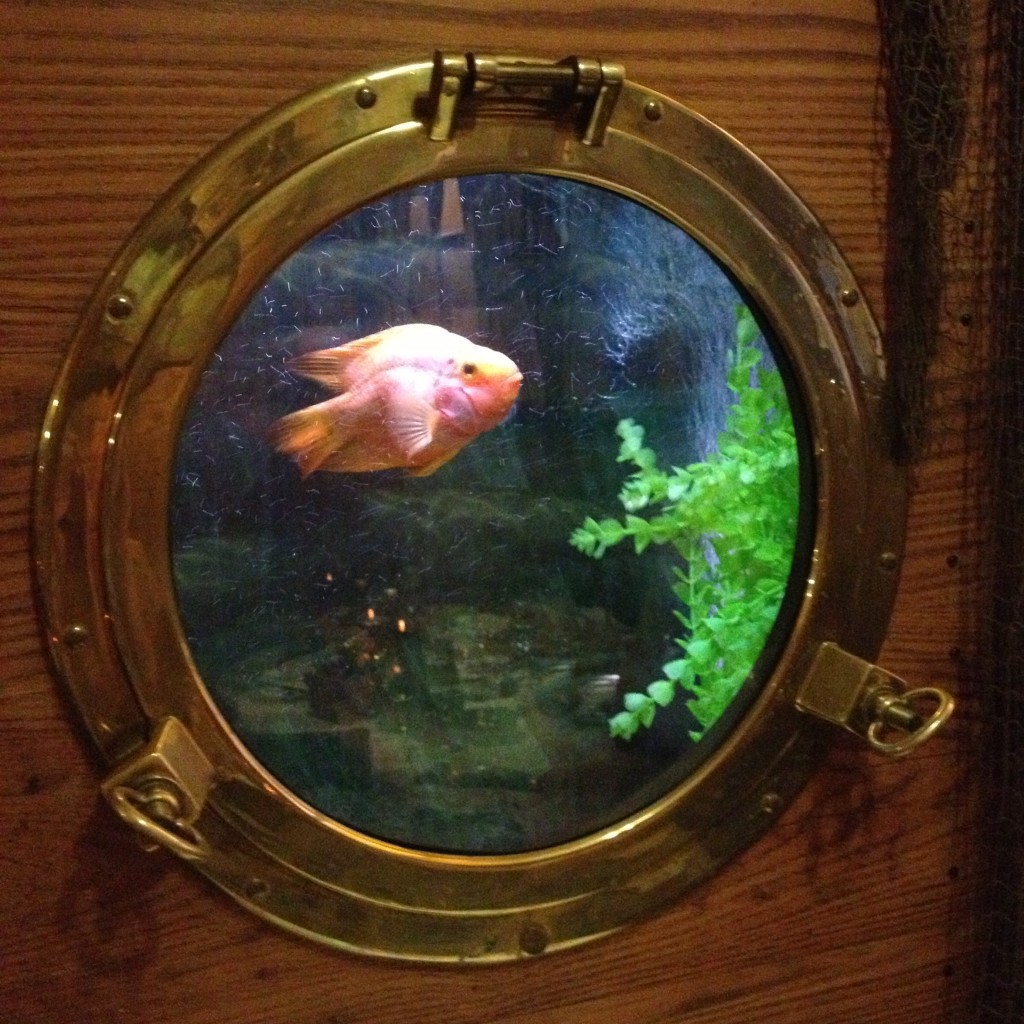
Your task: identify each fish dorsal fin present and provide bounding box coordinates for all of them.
[334,333,390,360]
[287,325,452,393]
[387,391,439,458]
[286,333,387,393]
[285,351,348,392]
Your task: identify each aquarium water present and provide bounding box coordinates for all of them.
[171,174,805,854]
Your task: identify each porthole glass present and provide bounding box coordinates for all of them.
[170,173,808,854]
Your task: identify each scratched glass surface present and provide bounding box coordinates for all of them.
[171,174,807,854]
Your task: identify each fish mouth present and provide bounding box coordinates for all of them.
[506,369,524,392]
[498,372,524,421]
[458,369,522,422]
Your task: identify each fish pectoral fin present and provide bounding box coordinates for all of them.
[387,393,439,458]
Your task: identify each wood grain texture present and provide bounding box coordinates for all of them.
[0,2,982,1022]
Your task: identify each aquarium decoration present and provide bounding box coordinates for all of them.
[571,306,799,741]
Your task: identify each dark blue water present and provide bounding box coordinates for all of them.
[170,174,801,854]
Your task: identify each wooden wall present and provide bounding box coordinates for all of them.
[0,2,982,1022]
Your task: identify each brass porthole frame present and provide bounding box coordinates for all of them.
[35,54,943,962]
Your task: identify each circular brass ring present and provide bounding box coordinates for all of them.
[34,56,907,961]
[108,785,211,861]
[866,688,956,757]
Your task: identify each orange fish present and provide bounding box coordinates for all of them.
[269,324,523,477]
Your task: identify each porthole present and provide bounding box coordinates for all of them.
[35,53,953,960]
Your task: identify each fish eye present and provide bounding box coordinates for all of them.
[461,362,477,376]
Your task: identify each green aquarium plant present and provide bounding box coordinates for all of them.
[570,305,800,741]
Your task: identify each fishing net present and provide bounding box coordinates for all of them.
[877,0,970,462]
[879,0,1024,1018]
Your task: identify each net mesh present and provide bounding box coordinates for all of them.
[878,0,971,462]
[878,1,1024,1017]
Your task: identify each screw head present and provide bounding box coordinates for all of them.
[518,922,549,956]
[355,86,377,109]
[106,293,135,320]
[643,99,664,122]
[62,623,90,647]
[244,878,269,901]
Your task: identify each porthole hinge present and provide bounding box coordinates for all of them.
[428,51,624,146]
[795,642,954,757]
[101,717,214,861]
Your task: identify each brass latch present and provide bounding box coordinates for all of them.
[795,642,954,756]
[101,717,214,860]
[428,52,624,145]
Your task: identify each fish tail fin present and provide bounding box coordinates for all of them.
[267,404,342,478]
